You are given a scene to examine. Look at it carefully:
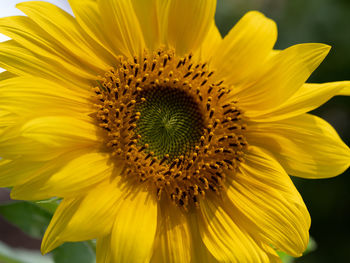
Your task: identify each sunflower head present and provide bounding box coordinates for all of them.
[93,48,247,208]
[0,1,349,263]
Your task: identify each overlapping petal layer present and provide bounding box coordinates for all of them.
[237,43,331,112]
[110,188,157,262]
[211,11,277,85]
[247,114,350,178]
[42,179,123,253]
[0,1,348,263]
[151,201,191,263]
[199,197,275,262]
[249,81,350,121]
[226,146,310,257]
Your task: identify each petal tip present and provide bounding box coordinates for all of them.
[41,233,62,255]
[314,43,332,57]
[245,10,267,18]
[15,2,27,10]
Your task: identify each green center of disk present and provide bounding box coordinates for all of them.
[134,86,205,160]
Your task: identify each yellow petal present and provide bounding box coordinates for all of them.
[11,152,116,200]
[42,180,122,253]
[0,115,97,161]
[0,71,15,81]
[67,0,118,64]
[98,0,145,57]
[211,11,277,85]
[0,158,44,187]
[337,84,350,96]
[96,235,113,263]
[167,0,216,55]
[0,110,16,131]
[111,187,157,263]
[131,0,166,50]
[196,21,222,61]
[260,243,283,263]
[198,198,273,262]
[246,114,350,178]
[0,128,68,161]
[16,1,110,71]
[20,116,98,147]
[248,81,350,122]
[0,40,89,87]
[151,201,191,263]
[238,43,331,112]
[0,16,104,80]
[0,138,61,160]
[226,146,310,256]
[186,211,219,263]
[0,76,90,115]
[41,198,80,253]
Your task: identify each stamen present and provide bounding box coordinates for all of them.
[92,48,247,209]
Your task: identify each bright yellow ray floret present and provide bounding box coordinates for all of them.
[0,0,349,262]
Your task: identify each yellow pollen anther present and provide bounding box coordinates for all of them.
[93,48,247,209]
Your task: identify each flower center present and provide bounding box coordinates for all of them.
[92,48,248,209]
[134,86,204,161]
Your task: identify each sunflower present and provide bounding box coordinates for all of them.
[0,0,349,262]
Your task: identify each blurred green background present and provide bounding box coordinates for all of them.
[0,0,349,262]
[216,0,350,262]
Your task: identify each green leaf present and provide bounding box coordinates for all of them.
[0,201,51,239]
[304,236,317,254]
[278,251,295,263]
[0,241,53,263]
[52,242,96,263]
[34,198,61,214]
